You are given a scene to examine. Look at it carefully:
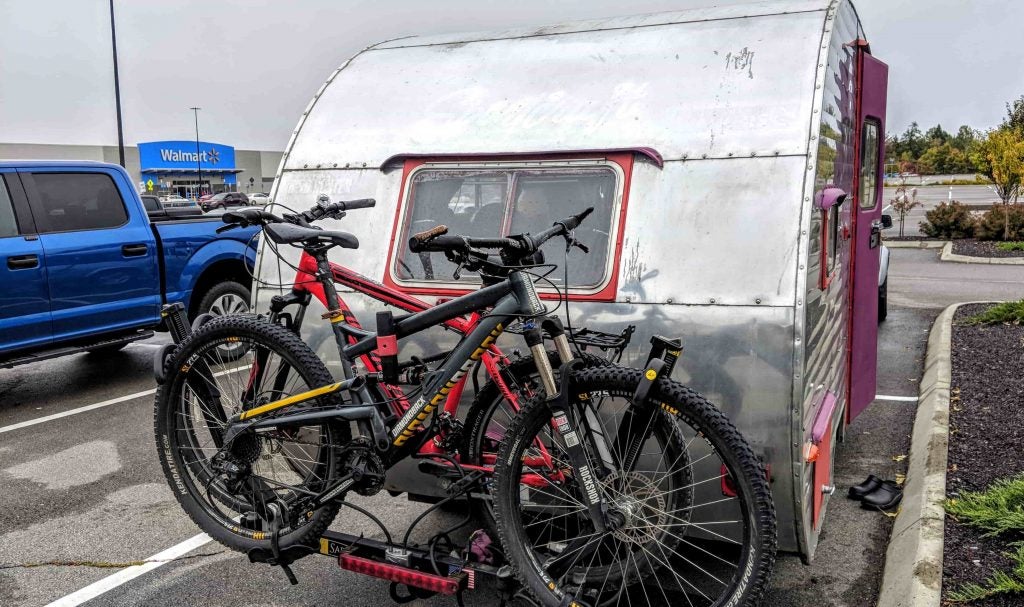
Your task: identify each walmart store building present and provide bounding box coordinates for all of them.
[0,140,282,197]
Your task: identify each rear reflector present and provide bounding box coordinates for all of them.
[338,552,464,595]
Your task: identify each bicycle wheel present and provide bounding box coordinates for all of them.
[154,315,351,553]
[461,351,612,533]
[493,365,776,607]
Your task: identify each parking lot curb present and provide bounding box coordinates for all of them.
[939,241,1024,264]
[882,240,947,249]
[876,303,960,607]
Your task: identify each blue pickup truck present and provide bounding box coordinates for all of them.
[0,161,260,367]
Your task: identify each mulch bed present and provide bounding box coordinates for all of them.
[943,304,1024,606]
[951,239,1024,258]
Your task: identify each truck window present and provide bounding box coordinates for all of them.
[0,178,17,238]
[141,195,160,212]
[29,173,128,233]
[394,163,619,290]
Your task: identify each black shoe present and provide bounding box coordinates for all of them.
[848,475,882,500]
[860,481,903,510]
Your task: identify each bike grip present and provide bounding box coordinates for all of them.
[409,234,465,253]
[564,207,594,231]
[221,212,242,224]
[411,224,449,243]
[341,198,376,210]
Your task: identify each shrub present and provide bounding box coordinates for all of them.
[996,241,1024,251]
[919,201,975,238]
[975,205,1024,241]
[963,300,1024,325]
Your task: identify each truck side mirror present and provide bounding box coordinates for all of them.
[880,214,893,229]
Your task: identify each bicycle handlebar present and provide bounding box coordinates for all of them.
[407,207,594,259]
[218,196,376,231]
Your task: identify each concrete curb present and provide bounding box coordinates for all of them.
[939,241,1024,264]
[882,240,947,249]
[876,303,960,607]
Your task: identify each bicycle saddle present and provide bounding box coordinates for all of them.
[265,222,359,249]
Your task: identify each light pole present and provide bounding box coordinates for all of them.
[190,107,202,198]
[108,0,125,167]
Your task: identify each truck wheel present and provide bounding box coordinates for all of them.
[878,279,888,323]
[197,281,252,361]
[198,281,252,319]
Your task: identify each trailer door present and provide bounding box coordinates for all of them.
[848,50,888,422]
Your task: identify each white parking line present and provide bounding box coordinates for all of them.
[0,389,156,434]
[876,394,919,402]
[43,532,213,607]
[0,366,247,434]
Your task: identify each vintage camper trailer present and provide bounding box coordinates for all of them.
[254,0,889,560]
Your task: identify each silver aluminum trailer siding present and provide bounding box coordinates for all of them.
[254,0,888,559]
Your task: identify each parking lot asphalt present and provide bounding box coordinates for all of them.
[1,248,1022,607]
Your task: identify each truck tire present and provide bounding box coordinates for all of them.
[196,281,253,361]
[878,279,888,323]
[197,281,252,320]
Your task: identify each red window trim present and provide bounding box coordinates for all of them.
[381,152,637,302]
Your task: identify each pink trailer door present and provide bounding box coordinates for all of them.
[847,46,888,422]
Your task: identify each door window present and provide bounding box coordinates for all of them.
[859,120,881,209]
[394,162,620,289]
[0,178,18,238]
[29,173,128,233]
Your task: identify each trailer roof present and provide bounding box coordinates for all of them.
[376,0,834,50]
[283,0,856,170]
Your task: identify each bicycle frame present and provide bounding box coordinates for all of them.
[258,248,550,469]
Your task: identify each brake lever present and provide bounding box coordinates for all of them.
[562,232,589,254]
[216,224,240,234]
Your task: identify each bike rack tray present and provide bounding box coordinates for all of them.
[316,530,505,596]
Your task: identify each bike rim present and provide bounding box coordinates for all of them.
[507,391,755,607]
[168,335,339,539]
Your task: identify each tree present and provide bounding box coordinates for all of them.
[925,124,951,146]
[1004,95,1024,135]
[952,125,980,153]
[902,122,926,159]
[889,163,923,236]
[971,128,1024,239]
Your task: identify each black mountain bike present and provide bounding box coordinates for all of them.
[153,200,776,607]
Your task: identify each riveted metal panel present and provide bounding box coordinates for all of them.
[617,157,805,307]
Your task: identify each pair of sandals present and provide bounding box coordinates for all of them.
[848,475,903,510]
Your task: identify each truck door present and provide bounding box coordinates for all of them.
[21,169,161,344]
[848,49,888,422]
[0,171,51,353]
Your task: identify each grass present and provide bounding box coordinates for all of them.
[963,300,1024,325]
[996,242,1024,252]
[946,477,1024,602]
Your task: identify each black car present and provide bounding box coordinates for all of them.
[201,192,249,211]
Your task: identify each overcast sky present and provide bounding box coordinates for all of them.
[2,0,1022,151]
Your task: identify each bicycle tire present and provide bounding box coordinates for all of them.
[461,351,613,534]
[154,315,350,554]
[493,365,777,607]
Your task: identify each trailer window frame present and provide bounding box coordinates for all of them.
[859,119,882,210]
[820,196,845,289]
[383,153,637,302]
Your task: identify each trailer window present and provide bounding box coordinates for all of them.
[394,165,619,289]
[859,120,881,209]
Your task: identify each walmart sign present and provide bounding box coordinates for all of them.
[138,140,236,171]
